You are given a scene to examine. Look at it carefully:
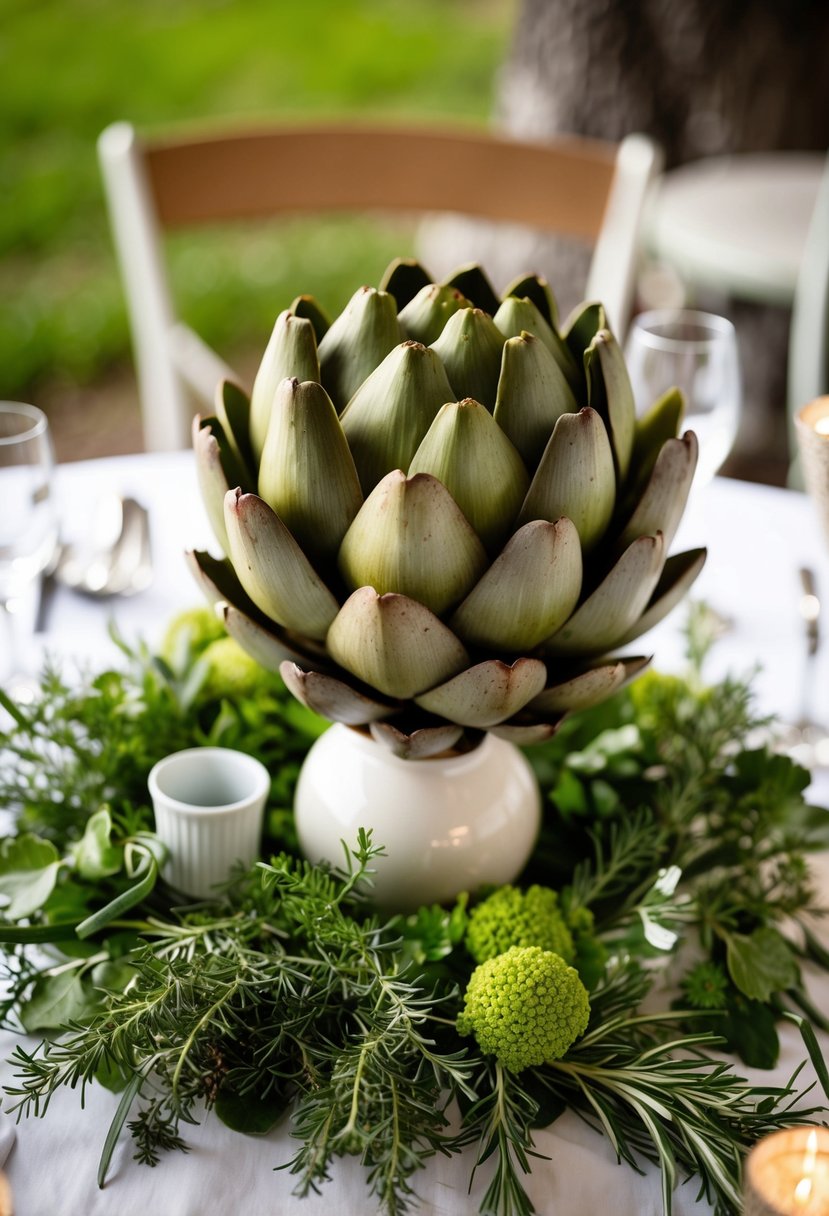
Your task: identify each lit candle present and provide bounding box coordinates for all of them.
[744,1126,829,1216]
[796,397,829,549]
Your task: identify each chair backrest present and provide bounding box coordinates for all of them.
[98,121,659,451]
[788,151,829,483]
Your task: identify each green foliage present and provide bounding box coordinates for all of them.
[2,0,511,398]
[465,884,575,964]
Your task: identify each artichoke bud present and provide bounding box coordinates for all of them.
[398,283,471,346]
[493,334,578,470]
[504,273,558,328]
[326,587,469,700]
[585,329,636,483]
[214,378,255,482]
[493,295,559,354]
[340,341,455,493]
[409,398,529,552]
[250,311,320,461]
[317,285,402,410]
[223,489,339,641]
[192,415,234,554]
[379,257,433,310]
[629,387,685,494]
[429,308,506,410]
[289,294,331,343]
[450,518,582,652]
[518,407,616,553]
[442,263,500,316]
[338,470,488,615]
[258,377,362,563]
[562,300,606,367]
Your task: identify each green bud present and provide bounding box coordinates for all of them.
[518,408,616,552]
[318,285,402,410]
[250,311,320,461]
[430,308,506,410]
[339,341,454,493]
[338,471,488,615]
[493,333,578,470]
[409,398,529,552]
[398,283,470,345]
[326,588,469,699]
[258,378,362,563]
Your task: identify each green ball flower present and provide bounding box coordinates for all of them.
[457,945,590,1072]
[161,606,225,665]
[199,637,269,700]
[465,885,574,964]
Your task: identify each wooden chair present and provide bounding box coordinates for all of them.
[98,121,659,451]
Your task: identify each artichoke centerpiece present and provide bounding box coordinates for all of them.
[191,258,705,762]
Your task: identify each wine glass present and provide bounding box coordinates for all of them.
[624,309,742,487]
[0,403,58,695]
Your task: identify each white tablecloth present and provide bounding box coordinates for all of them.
[2,455,829,1216]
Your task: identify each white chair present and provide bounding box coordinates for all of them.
[98,121,659,452]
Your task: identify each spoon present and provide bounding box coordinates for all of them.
[35,495,153,632]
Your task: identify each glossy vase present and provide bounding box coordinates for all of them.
[294,724,541,910]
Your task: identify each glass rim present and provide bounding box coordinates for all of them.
[629,309,736,352]
[0,402,49,446]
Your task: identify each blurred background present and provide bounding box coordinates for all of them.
[4,0,828,476]
[3,0,513,460]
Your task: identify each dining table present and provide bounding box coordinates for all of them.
[2,450,829,1216]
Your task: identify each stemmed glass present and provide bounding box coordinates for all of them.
[0,403,58,696]
[624,309,742,487]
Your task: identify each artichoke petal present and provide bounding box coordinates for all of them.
[369,720,464,759]
[504,272,558,328]
[379,257,433,310]
[338,471,488,615]
[443,263,500,316]
[630,387,685,494]
[615,548,707,646]
[415,657,548,729]
[214,379,255,480]
[258,377,362,563]
[518,407,616,553]
[490,718,564,745]
[409,398,529,552]
[561,300,605,368]
[281,661,397,724]
[340,341,455,493]
[326,588,469,699]
[493,333,578,469]
[429,308,506,410]
[223,489,339,641]
[250,311,320,460]
[224,606,324,673]
[318,285,402,410]
[492,297,576,392]
[288,294,330,342]
[543,533,666,655]
[450,518,582,651]
[187,548,256,612]
[585,329,636,483]
[192,416,234,554]
[617,431,699,551]
[398,283,471,346]
[530,656,650,713]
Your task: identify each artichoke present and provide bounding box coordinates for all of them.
[190,258,705,759]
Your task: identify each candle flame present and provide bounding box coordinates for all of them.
[816,415,829,436]
[793,1129,820,1207]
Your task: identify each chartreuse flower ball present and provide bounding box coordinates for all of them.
[457,945,590,1072]
[465,884,574,964]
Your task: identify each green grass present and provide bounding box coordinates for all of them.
[2,0,513,398]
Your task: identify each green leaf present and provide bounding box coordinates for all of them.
[98,1073,142,1188]
[72,809,123,880]
[725,927,799,1002]
[0,834,61,918]
[76,853,158,940]
[19,971,95,1032]
[215,1086,289,1134]
[720,995,780,1069]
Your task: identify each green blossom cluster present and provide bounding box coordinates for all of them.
[465,884,575,964]
[457,945,590,1072]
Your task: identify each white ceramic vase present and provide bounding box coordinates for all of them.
[294,724,541,910]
